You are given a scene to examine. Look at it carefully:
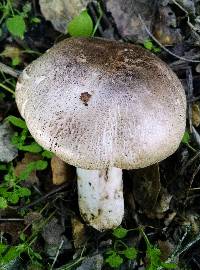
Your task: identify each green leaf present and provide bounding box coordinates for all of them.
[33,251,42,260]
[6,115,27,129]
[182,131,190,144]
[113,227,128,239]
[12,56,21,66]
[19,160,48,180]
[0,187,9,197]
[161,262,177,269]
[42,150,54,159]
[6,15,26,39]
[67,10,93,37]
[22,3,32,14]
[153,47,161,53]
[19,142,43,153]
[0,243,8,255]
[17,187,31,197]
[2,246,21,264]
[0,92,5,101]
[146,246,162,270]
[31,17,41,24]
[0,197,8,209]
[34,160,48,170]
[122,247,137,260]
[0,164,7,170]
[11,132,20,145]
[144,39,153,50]
[7,192,19,204]
[19,232,26,242]
[105,252,123,268]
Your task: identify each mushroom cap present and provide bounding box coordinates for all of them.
[16,37,186,170]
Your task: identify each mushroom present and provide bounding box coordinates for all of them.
[15,38,186,231]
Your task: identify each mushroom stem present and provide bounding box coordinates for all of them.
[77,167,124,231]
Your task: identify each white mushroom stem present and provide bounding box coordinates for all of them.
[77,167,124,231]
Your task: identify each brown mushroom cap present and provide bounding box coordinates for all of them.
[16,37,186,170]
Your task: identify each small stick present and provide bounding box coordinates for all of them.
[170,54,200,68]
[16,181,73,210]
[138,14,200,63]
[186,67,194,133]
[50,239,64,270]
[0,62,21,78]
[0,218,24,221]
[180,150,200,175]
[192,126,200,148]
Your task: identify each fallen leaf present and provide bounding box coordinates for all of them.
[76,254,104,270]
[158,240,175,261]
[0,45,22,66]
[153,6,182,45]
[0,122,18,163]
[51,156,75,185]
[130,163,161,212]
[14,153,42,185]
[105,0,154,42]
[42,217,72,257]
[71,217,87,249]
[192,103,200,127]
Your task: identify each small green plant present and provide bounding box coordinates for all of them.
[105,227,177,269]
[6,115,48,154]
[0,212,55,268]
[181,130,196,152]
[0,0,40,39]
[0,116,53,208]
[67,3,103,37]
[0,160,47,208]
[143,39,161,53]
[67,10,94,37]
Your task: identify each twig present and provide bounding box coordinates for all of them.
[188,162,200,191]
[171,0,200,41]
[0,218,24,221]
[180,150,200,175]
[138,14,200,63]
[187,96,200,103]
[55,246,86,270]
[16,181,73,210]
[170,54,200,68]
[89,2,104,36]
[0,82,15,95]
[173,229,200,258]
[0,62,21,78]
[186,67,194,133]
[50,239,64,270]
[192,126,200,148]
[167,226,189,262]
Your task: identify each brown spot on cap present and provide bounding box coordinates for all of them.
[80,92,92,106]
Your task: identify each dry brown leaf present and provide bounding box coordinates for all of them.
[71,216,87,249]
[0,222,24,244]
[153,6,182,45]
[192,103,200,127]
[131,163,161,212]
[14,152,42,185]
[51,156,75,185]
[158,240,175,261]
[24,211,43,226]
[0,45,22,66]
